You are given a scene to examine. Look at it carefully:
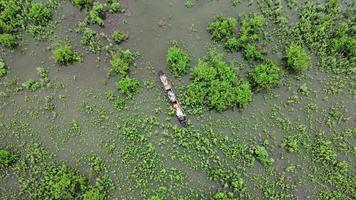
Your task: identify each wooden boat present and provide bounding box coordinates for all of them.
[159,70,187,127]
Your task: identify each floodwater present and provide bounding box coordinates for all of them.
[1,0,355,199]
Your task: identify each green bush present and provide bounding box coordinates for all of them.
[212,191,236,200]
[243,43,265,61]
[252,145,274,166]
[88,2,105,26]
[108,0,121,13]
[224,37,239,51]
[117,76,140,98]
[110,50,135,76]
[35,164,88,199]
[0,59,7,77]
[0,149,17,168]
[79,27,102,53]
[82,188,104,200]
[248,61,283,91]
[184,50,252,112]
[167,42,191,76]
[286,43,312,73]
[22,79,42,91]
[239,14,265,44]
[112,30,128,44]
[208,15,237,42]
[52,44,81,65]
[72,0,93,9]
[0,33,17,48]
[0,0,26,33]
[27,2,52,26]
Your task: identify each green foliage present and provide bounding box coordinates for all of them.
[243,43,266,61]
[34,164,87,199]
[78,27,102,53]
[313,135,337,164]
[239,14,265,42]
[0,33,17,48]
[167,42,191,76]
[110,50,135,76]
[224,37,239,51]
[72,0,93,9]
[52,44,81,65]
[82,188,104,200]
[117,76,140,98]
[27,2,52,26]
[212,191,236,200]
[208,15,237,42]
[0,149,17,168]
[252,145,274,166]
[22,79,42,91]
[248,61,283,91]
[184,50,252,112]
[0,59,7,77]
[0,0,26,33]
[107,0,121,13]
[112,30,128,44]
[88,2,105,26]
[286,43,312,73]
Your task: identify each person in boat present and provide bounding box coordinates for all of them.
[159,73,171,91]
[167,90,176,103]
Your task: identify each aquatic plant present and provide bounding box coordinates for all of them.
[110,50,135,76]
[286,43,311,73]
[0,33,17,48]
[252,145,274,166]
[22,79,42,91]
[112,30,129,44]
[0,149,17,168]
[184,50,252,112]
[117,76,140,98]
[0,0,26,34]
[167,41,191,76]
[107,0,121,13]
[27,2,52,26]
[224,37,239,51]
[52,44,81,65]
[212,191,236,200]
[78,27,102,53]
[88,2,106,26]
[208,16,237,42]
[248,61,283,91]
[0,59,7,77]
[72,0,93,9]
[243,43,266,61]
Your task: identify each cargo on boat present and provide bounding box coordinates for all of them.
[159,70,187,127]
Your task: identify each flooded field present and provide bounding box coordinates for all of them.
[0,0,355,199]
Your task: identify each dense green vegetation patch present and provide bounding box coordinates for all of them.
[0,149,17,168]
[166,41,191,77]
[0,58,7,77]
[248,61,283,91]
[52,44,81,65]
[183,50,252,112]
[286,43,312,73]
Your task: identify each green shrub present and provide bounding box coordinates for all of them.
[184,50,253,112]
[22,79,42,91]
[212,191,236,200]
[252,145,274,166]
[108,0,121,13]
[208,15,237,42]
[248,61,283,91]
[286,43,312,73]
[0,0,26,33]
[112,30,128,44]
[27,2,52,26]
[88,2,105,26]
[239,14,265,44]
[224,37,239,51]
[79,27,102,53]
[117,76,140,98]
[82,188,104,200]
[52,44,81,65]
[0,33,17,48]
[167,42,191,76]
[0,59,7,77]
[243,43,265,61]
[35,164,87,199]
[0,149,17,168]
[110,50,135,76]
[72,0,93,9]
